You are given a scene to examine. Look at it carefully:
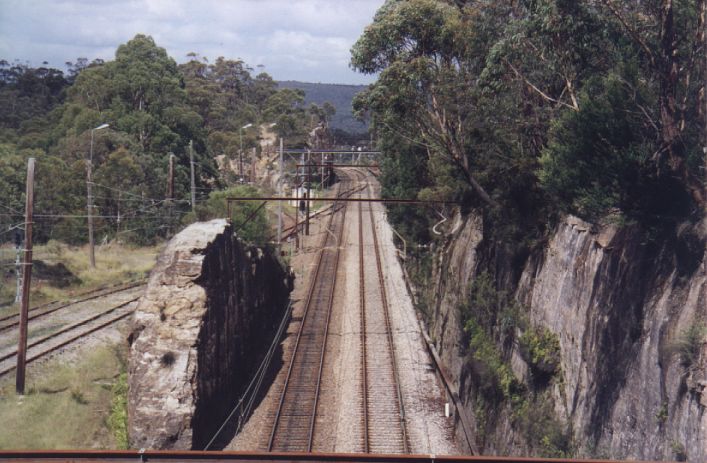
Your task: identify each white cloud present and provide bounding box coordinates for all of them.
[0,0,383,83]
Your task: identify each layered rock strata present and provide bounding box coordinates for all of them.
[427,213,706,461]
[128,219,290,449]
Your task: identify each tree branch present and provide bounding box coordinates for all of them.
[504,59,578,111]
[600,0,656,68]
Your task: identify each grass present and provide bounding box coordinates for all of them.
[0,241,161,318]
[0,342,129,449]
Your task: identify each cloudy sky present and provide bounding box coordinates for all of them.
[0,0,384,84]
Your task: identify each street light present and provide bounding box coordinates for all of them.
[87,123,109,268]
[239,123,253,181]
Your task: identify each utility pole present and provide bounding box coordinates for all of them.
[251,147,257,183]
[703,0,707,273]
[305,150,311,236]
[189,141,196,212]
[86,124,108,267]
[295,190,300,250]
[86,123,108,268]
[167,152,175,202]
[278,138,283,245]
[167,152,176,235]
[16,157,35,395]
[14,228,22,303]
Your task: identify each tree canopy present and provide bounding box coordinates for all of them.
[352,0,706,233]
[0,34,327,245]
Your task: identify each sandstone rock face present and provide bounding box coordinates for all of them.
[128,219,290,450]
[428,213,706,461]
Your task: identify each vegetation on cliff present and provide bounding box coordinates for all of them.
[352,0,706,232]
[352,0,706,457]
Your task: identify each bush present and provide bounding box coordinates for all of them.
[519,327,561,380]
[182,185,270,244]
[108,372,128,449]
[673,323,705,369]
[538,66,692,222]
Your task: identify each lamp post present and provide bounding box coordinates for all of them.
[239,123,253,181]
[87,123,109,268]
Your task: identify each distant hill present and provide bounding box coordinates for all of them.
[277,80,369,134]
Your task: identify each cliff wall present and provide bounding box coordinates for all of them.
[127,219,290,450]
[427,213,706,461]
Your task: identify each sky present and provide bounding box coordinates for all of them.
[0,0,385,84]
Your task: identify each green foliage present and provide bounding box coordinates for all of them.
[183,186,270,244]
[655,401,668,425]
[108,372,128,449]
[673,323,706,369]
[354,0,706,248]
[0,34,318,247]
[463,271,525,341]
[465,317,524,404]
[518,326,561,378]
[514,393,574,458]
[462,271,571,455]
[670,440,688,461]
[538,67,687,221]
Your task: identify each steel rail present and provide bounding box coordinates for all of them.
[0,279,145,332]
[267,173,351,452]
[367,173,410,454]
[269,183,369,243]
[0,299,137,377]
[309,186,347,451]
[358,182,370,453]
[0,296,139,364]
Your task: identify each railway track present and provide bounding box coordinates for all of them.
[0,282,145,378]
[273,182,369,243]
[357,170,409,454]
[267,173,352,452]
[0,279,146,333]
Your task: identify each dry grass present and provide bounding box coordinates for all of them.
[0,241,162,318]
[0,342,128,449]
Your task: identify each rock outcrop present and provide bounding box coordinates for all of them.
[128,219,290,450]
[427,213,706,461]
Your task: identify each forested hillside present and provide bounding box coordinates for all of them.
[277,80,368,134]
[0,35,331,245]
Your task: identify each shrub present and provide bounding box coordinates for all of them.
[672,323,705,369]
[108,372,128,449]
[519,327,561,380]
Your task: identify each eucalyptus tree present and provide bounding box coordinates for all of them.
[352,0,503,208]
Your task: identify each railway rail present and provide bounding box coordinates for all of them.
[0,278,145,332]
[267,172,352,452]
[356,170,409,454]
[0,282,144,378]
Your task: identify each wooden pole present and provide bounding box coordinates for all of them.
[16,157,35,395]
[167,153,175,202]
[87,131,96,268]
[703,0,707,272]
[189,141,196,212]
[295,190,300,250]
[305,150,311,236]
[278,138,283,245]
[251,147,256,183]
